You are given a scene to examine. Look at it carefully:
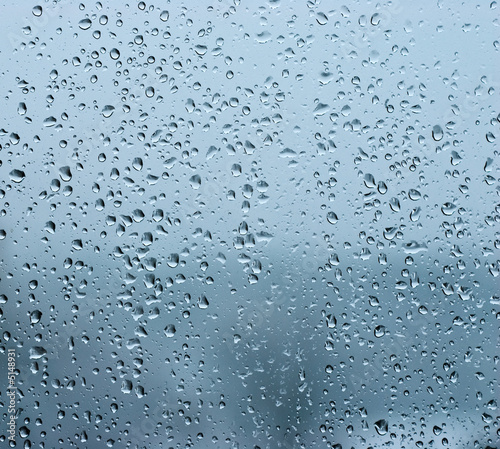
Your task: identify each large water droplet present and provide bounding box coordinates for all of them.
[29,346,47,359]
[102,105,115,117]
[327,211,338,224]
[374,419,388,435]
[198,295,209,309]
[9,169,26,183]
[432,125,443,141]
[164,324,176,337]
[78,18,92,30]
[110,48,120,60]
[30,310,42,324]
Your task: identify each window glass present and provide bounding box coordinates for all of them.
[0,1,498,448]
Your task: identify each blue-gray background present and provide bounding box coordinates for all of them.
[0,1,498,448]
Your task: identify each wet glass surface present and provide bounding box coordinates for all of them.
[0,1,499,448]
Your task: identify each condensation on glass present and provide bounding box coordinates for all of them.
[0,1,498,448]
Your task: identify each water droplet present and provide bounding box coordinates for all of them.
[29,346,47,359]
[486,131,495,143]
[316,12,328,25]
[9,169,26,183]
[30,310,42,324]
[441,202,457,216]
[132,157,143,171]
[59,166,72,182]
[194,45,207,56]
[319,72,334,85]
[164,324,176,337]
[255,31,272,43]
[408,189,421,201]
[432,125,443,141]
[198,295,209,309]
[110,48,120,60]
[132,209,145,222]
[102,105,115,118]
[78,18,92,30]
[121,380,133,393]
[364,174,376,188]
[32,5,43,16]
[374,419,388,435]
[313,103,330,116]
[371,13,381,26]
[327,211,338,224]
[389,197,401,212]
[9,133,20,145]
[410,207,421,222]
[403,241,428,254]
[450,151,462,165]
[377,181,388,194]
[433,425,442,436]
[160,10,169,22]
[189,174,201,189]
[18,102,27,115]
[167,253,179,268]
[326,314,337,328]
[383,227,398,240]
[43,116,57,127]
